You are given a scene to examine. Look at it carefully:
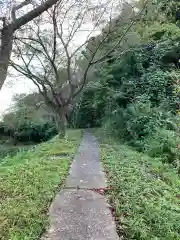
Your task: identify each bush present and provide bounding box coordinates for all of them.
[14,122,57,143]
[103,100,178,145]
[143,129,180,166]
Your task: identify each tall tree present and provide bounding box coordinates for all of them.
[10,0,147,137]
[0,0,61,90]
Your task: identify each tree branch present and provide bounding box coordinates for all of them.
[11,0,32,21]
[35,28,59,79]
[51,5,57,62]
[14,36,52,62]
[12,0,61,31]
[56,22,71,81]
[91,2,148,65]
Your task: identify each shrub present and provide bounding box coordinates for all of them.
[103,100,178,144]
[143,129,180,166]
[14,122,57,143]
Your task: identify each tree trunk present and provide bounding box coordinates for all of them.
[0,26,13,90]
[54,108,68,138]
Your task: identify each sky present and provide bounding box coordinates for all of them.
[0,76,37,117]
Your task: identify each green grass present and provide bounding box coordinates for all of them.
[0,129,82,240]
[0,144,34,160]
[95,131,180,240]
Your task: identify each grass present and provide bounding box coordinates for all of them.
[95,130,180,240]
[0,144,34,160]
[0,129,82,240]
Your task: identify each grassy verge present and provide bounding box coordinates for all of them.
[0,129,82,240]
[95,131,180,239]
[0,144,34,160]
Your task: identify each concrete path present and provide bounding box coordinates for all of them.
[66,131,106,188]
[42,131,119,240]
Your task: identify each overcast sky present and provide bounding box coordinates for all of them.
[0,76,37,117]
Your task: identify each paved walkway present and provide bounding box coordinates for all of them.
[42,131,119,240]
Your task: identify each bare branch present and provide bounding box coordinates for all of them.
[72,61,92,99]
[91,2,148,65]
[12,0,61,31]
[56,20,71,80]
[35,27,59,79]
[66,10,87,47]
[11,0,32,21]
[14,36,52,61]
[59,1,77,28]
[14,35,65,109]
[10,51,58,109]
[70,2,117,58]
[52,4,57,62]
[72,47,98,99]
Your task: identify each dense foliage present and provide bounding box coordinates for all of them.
[0,93,57,158]
[0,121,57,143]
[71,0,180,168]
